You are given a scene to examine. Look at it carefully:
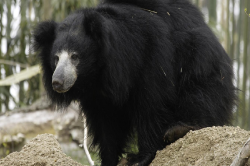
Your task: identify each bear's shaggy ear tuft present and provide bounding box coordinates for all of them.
[83,10,109,41]
[33,21,57,51]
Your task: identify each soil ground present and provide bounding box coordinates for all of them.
[0,134,86,166]
[151,126,250,166]
[1,126,250,166]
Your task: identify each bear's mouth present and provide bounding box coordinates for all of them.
[52,78,76,93]
[53,86,71,93]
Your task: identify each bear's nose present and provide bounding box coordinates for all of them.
[52,78,63,91]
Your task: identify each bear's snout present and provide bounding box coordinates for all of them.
[51,50,78,93]
[52,78,63,92]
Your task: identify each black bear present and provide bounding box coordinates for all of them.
[33,0,236,165]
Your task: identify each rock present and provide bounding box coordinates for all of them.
[0,110,60,136]
[52,104,84,143]
[0,134,86,166]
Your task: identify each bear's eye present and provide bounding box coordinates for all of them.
[55,56,59,66]
[71,53,78,61]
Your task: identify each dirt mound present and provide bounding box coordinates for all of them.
[0,134,85,166]
[1,126,250,166]
[151,126,250,166]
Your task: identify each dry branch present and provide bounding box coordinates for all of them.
[0,65,40,86]
[230,137,250,166]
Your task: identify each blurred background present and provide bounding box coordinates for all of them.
[0,0,249,164]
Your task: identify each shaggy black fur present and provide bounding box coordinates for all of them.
[33,0,236,165]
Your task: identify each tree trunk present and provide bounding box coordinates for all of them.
[242,0,249,129]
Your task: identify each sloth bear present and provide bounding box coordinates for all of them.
[33,0,236,165]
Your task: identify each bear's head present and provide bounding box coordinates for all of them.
[33,10,112,95]
[34,9,138,106]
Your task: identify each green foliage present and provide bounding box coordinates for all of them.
[245,8,250,17]
[2,143,10,156]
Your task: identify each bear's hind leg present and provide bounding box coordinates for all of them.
[163,121,200,144]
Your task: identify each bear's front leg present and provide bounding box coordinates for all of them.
[97,129,122,166]
[100,151,119,166]
[127,152,156,166]
[99,133,129,166]
[95,119,130,166]
[127,123,166,166]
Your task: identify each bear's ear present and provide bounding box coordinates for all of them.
[33,21,57,51]
[83,10,110,42]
